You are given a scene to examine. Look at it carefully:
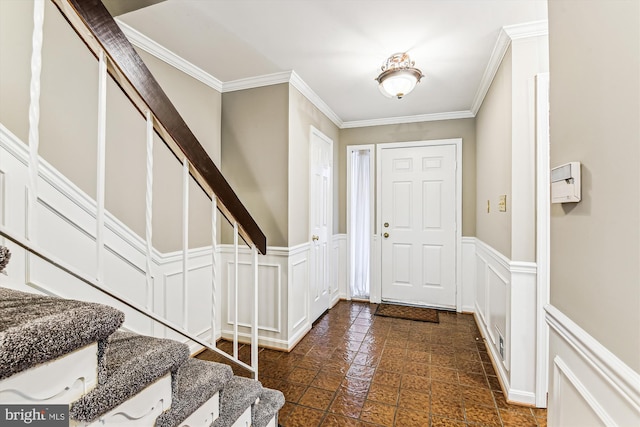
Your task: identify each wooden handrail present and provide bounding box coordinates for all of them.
[51,0,267,254]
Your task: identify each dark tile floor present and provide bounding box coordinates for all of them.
[197,301,547,427]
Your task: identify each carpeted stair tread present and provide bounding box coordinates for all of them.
[155,358,233,427]
[212,376,263,427]
[0,287,124,380]
[70,331,189,422]
[252,388,285,427]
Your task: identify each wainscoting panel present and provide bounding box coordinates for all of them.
[0,123,216,354]
[509,263,537,403]
[288,244,311,348]
[36,197,98,278]
[460,237,476,312]
[547,305,640,426]
[290,259,307,330]
[487,265,508,355]
[224,261,281,333]
[331,234,346,304]
[474,239,511,374]
[467,237,539,406]
[217,243,310,350]
[474,252,487,324]
[103,245,147,308]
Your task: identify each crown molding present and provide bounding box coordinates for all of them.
[116,18,540,130]
[115,19,224,92]
[469,28,511,115]
[289,71,343,128]
[222,71,292,92]
[341,110,475,129]
[470,20,548,115]
[222,71,343,128]
[113,20,344,128]
[504,20,549,40]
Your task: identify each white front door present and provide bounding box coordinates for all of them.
[309,127,332,323]
[380,143,457,309]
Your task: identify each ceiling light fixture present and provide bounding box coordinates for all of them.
[375,52,424,99]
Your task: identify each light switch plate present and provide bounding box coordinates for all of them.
[498,195,507,212]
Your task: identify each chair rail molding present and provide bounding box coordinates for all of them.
[546,304,640,426]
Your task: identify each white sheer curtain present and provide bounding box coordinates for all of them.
[349,149,370,298]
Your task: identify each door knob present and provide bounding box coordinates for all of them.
[383,232,389,238]
[312,235,319,241]
[384,222,389,228]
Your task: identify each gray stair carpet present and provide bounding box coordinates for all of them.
[0,287,124,380]
[155,358,233,427]
[70,331,189,422]
[252,388,285,427]
[212,376,264,427]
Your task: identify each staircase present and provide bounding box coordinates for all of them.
[0,287,284,427]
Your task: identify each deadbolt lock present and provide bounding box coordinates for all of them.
[383,232,389,238]
[384,222,389,228]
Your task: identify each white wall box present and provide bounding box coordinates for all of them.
[551,162,581,203]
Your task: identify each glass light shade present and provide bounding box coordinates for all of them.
[378,70,419,99]
[375,53,424,99]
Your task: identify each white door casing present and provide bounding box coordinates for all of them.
[535,72,550,407]
[377,139,461,310]
[309,126,333,324]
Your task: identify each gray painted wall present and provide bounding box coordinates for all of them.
[475,47,513,258]
[289,86,340,246]
[0,0,33,144]
[548,0,640,371]
[0,0,221,253]
[221,84,289,247]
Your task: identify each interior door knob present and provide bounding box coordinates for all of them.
[383,232,389,238]
[312,235,319,241]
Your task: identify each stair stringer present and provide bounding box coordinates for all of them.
[70,374,172,426]
[0,343,98,404]
[176,391,220,427]
[230,403,253,427]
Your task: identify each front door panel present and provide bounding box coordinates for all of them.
[381,144,456,309]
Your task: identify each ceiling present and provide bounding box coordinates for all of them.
[113,0,547,127]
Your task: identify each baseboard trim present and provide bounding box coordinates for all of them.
[287,322,312,351]
[474,302,537,406]
[473,308,511,399]
[220,330,290,351]
[220,320,312,352]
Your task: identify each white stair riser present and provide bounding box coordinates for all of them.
[231,405,252,427]
[0,340,272,427]
[178,390,220,427]
[0,343,97,404]
[71,374,172,426]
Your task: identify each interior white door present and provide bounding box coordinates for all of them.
[309,128,332,323]
[380,144,457,309]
